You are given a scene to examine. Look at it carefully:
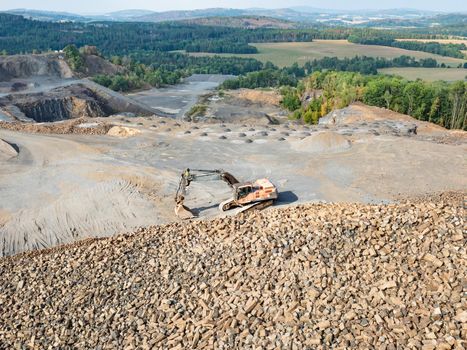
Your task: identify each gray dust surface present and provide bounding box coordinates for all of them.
[128,74,234,118]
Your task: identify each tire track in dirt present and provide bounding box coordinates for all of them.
[0,179,159,256]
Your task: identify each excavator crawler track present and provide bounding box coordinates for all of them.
[236,199,274,215]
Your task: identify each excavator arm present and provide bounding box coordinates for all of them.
[174,169,239,219]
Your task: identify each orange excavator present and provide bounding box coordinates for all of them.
[174,169,278,219]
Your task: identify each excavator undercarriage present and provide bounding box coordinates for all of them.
[174,169,277,219]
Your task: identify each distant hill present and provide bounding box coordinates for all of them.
[2,7,462,28]
[361,13,467,28]
[106,9,156,17]
[4,8,88,22]
[181,16,297,29]
[134,8,245,22]
[98,9,158,21]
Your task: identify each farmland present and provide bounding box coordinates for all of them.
[379,67,467,82]
[190,40,467,68]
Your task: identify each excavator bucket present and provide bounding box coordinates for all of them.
[175,203,195,220]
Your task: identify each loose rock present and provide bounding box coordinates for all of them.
[0,194,464,349]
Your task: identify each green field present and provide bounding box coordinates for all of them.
[378,67,467,82]
[190,40,467,68]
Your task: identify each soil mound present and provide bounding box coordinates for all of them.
[81,54,124,77]
[0,53,123,82]
[292,131,351,153]
[0,194,464,348]
[234,89,282,106]
[0,139,18,160]
[107,126,141,137]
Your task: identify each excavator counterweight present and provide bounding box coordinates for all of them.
[174,168,277,219]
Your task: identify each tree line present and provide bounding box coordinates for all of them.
[127,51,263,75]
[220,55,456,90]
[348,29,467,59]
[303,55,443,75]
[91,50,265,92]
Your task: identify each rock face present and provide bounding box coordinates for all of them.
[1,84,110,122]
[0,54,73,81]
[0,83,156,122]
[13,96,107,122]
[0,192,465,349]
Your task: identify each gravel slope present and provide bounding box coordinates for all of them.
[0,193,465,349]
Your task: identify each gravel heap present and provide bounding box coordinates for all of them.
[0,193,465,349]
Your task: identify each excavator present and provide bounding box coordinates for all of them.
[174,169,278,219]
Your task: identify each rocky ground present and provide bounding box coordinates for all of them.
[0,63,466,348]
[1,105,466,257]
[0,192,465,349]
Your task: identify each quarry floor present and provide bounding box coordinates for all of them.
[1,105,466,256]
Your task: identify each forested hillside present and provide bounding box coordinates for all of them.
[1,13,465,58]
[0,13,347,55]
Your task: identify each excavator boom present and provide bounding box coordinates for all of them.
[174,169,240,219]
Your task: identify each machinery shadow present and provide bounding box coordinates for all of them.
[191,203,219,216]
[277,191,299,205]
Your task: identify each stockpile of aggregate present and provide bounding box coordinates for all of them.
[0,193,465,349]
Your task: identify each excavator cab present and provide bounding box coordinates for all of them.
[235,184,253,200]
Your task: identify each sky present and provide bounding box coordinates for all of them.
[0,0,465,13]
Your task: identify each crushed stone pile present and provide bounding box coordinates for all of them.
[235,89,282,106]
[0,193,465,349]
[107,125,142,138]
[292,131,351,153]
